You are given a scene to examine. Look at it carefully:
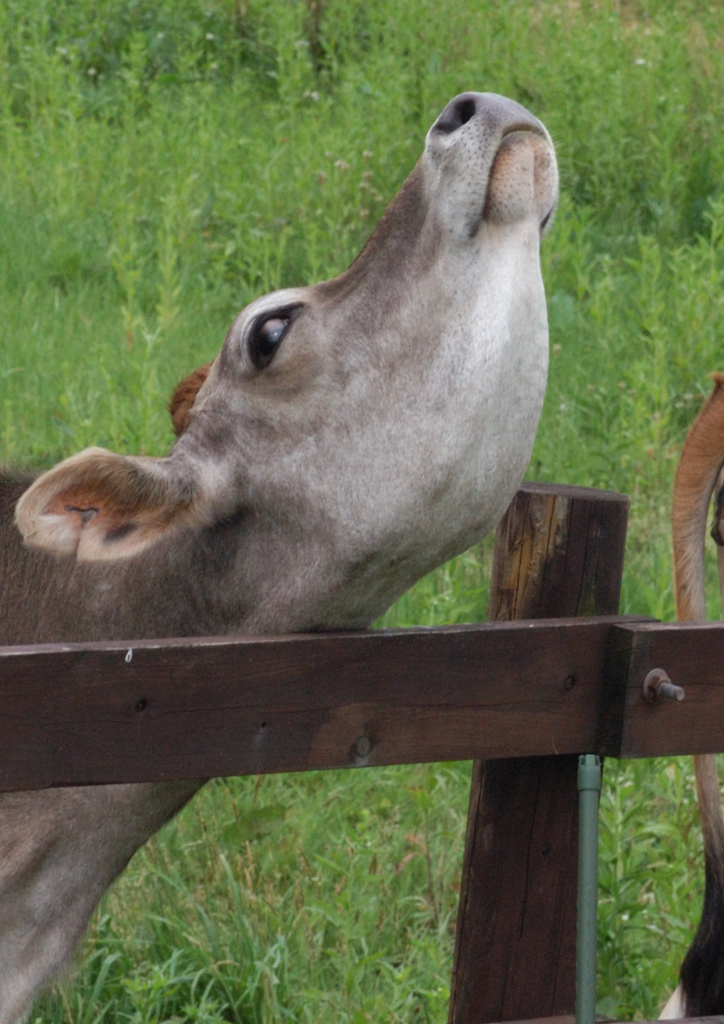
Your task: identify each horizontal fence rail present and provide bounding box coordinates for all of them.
[5,615,724,791]
[0,616,630,790]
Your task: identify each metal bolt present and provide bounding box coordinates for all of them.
[643,668,685,703]
[356,735,372,758]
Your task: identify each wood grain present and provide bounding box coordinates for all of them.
[449,483,630,1024]
[0,616,634,792]
[5,613,718,786]
[602,621,724,758]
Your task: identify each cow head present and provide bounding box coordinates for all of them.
[16,93,558,629]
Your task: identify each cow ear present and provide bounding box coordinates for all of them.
[169,362,213,437]
[15,447,199,562]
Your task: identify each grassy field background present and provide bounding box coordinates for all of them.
[3,0,724,1019]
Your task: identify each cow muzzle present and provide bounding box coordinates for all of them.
[425,91,558,238]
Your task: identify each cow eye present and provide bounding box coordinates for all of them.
[248,315,291,369]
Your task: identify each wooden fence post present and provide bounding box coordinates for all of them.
[448,483,629,1024]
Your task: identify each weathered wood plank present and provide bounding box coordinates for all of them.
[18,609,724,793]
[488,483,628,621]
[451,755,581,1021]
[449,483,629,1024]
[16,609,724,782]
[0,616,639,791]
[603,621,724,758]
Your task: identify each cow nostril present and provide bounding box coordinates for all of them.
[454,98,477,127]
[432,96,478,135]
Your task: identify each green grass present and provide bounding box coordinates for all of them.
[4,0,724,1019]
[37,766,469,1024]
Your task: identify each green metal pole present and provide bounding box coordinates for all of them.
[576,754,602,1024]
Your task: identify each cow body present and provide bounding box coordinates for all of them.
[0,93,557,1021]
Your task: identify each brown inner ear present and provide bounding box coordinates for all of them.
[46,489,122,534]
[45,468,191,538]
[16,446,199,560]
[63,503,99,526]
[169,362,213,437]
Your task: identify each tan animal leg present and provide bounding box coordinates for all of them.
[669,375,724,1016]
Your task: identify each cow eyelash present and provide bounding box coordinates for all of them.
[247,306,301,370]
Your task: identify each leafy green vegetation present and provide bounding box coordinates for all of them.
[3,0,724,1018]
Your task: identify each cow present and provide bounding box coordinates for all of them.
[663,375,724,1017]
[0,92,558,1022]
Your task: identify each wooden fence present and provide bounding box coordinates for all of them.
[2,482,724,1024]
